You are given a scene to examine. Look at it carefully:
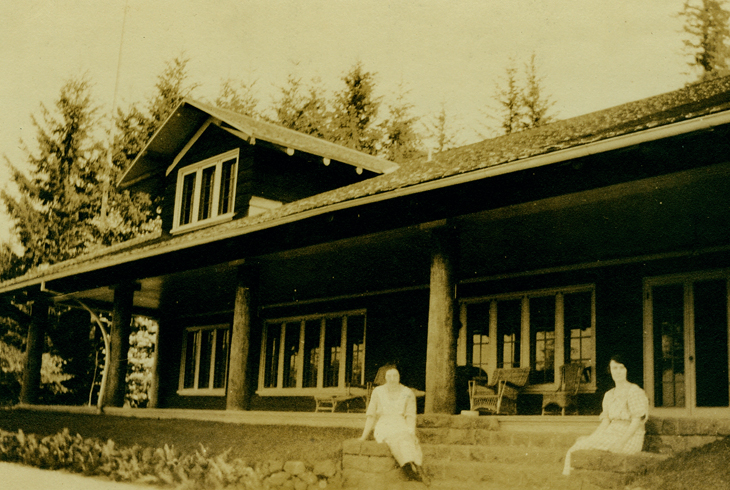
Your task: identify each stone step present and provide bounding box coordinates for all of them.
[417,427,584,450]
[423,460,577,489]
[422,443,565,466]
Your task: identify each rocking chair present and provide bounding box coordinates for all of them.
[541,363,583,415]
[468,367,530,415]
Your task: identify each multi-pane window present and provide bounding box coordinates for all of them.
[179,325,230,395]
[260,311,366,392]
[498,299,522,369]
[465,302,490,375]
[173,149,238,231]
[462,285,595,389]
[530,296,556,384]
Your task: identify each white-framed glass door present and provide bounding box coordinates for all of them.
[643,271,730,416]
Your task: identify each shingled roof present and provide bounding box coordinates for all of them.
[3,75,730,292]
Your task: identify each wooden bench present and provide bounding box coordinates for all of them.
[314,386,369,412]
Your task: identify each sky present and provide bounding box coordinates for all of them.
[0,0,694,248]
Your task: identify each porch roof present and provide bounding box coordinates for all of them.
[2,76,730,296]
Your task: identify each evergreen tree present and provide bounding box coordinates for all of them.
[493,59,522,135]
[113,55,199,176]
[329,61,382,154]
[520,53,556,130]
[100,55,199,246]
[679,0,730,81]
[379,84,424,163]
[271,73,329,138]
[215,77,260,117]
[485,55,557,137]
[1,76,104,271]
[425,101,462,154]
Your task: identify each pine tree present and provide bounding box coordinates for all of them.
[493,59,522,135]
[425,101,462,154]
[379,84,424,163]
[113,55,199,176]
[1,76,104,271]
[679,0,730,81]
[271,73,329,138]
[100,55,199,246]
[484,55,557,137]
[520,53,556,130]
[215,77,260,117]
[329,61,382,154]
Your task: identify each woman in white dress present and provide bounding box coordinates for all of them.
[359,366,425,482]
[563,354,649,476]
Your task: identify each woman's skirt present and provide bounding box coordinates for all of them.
[374,415,423,466]
[570,419,645,454]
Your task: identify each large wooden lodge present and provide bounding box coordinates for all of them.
[2,76,730,419]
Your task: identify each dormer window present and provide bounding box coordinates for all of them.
[172,149,238,233]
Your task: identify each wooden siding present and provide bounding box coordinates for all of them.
[160,124,374,233]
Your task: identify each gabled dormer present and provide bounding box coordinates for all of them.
[118,99,398,234]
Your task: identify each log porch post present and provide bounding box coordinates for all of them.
[227,265,258,410]
[104,282,136,407]
[425,227,458,414]
[20,297,50,405]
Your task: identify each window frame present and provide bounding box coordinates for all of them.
[257,310,367,396]
[177,324,230,396]
[458,284,596,393]
[171,149,239,233]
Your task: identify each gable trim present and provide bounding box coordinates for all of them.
[165,117,220,177]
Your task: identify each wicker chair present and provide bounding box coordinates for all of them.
[541,363,583,415]
[468,367,530,415]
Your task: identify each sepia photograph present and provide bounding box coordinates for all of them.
[1,1,730,489]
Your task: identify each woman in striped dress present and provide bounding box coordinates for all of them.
[563,355,649,476]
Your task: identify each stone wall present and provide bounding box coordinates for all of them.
[645,417,730,453]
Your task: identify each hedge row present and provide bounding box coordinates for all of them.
[0,428,341,489]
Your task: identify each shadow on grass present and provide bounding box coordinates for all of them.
[627,437,730,490]
[0,409,360,464]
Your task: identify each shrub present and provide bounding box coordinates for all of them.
[0,428,341,489]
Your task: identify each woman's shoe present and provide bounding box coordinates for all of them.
[402,462,418,480]
[414,464,430,486]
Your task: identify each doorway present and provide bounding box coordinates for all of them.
[644,272,730,415]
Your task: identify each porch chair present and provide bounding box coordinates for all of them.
[364,364,397,410]
[541,363,583,416]
[468,367,530,415]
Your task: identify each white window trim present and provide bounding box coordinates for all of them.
[171,149,239,234]
[257,310,367,396]
[458,284,597,394]
[643,268,730,417]
[178,324,230,396]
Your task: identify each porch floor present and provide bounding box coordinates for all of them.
[15,404,600,431]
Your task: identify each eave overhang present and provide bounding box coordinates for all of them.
[3,106,730,300]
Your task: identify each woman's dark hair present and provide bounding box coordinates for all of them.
[607,354,628,374]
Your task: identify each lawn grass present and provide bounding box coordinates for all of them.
[627,437,730,490]
[0,409,360,465]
